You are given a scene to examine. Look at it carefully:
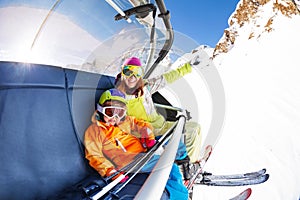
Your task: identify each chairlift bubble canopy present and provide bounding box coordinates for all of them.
[0,0,199,76]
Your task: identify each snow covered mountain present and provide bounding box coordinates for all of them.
[213,0,299,57]
[192,0,300,199]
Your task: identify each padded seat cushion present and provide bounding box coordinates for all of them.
[0,62,113,199]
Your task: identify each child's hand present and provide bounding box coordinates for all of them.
[140,127,156,149]
[145,139,156,148]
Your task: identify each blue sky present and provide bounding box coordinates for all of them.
[163,0,240,47]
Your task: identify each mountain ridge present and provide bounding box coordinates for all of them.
[213,0,300,58]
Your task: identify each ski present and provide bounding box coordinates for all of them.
[202,168,266,181]
[198,173,269,186]
[184,145,213,191]
[229,188,252,200]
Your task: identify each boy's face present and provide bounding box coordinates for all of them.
[102,100,126,126]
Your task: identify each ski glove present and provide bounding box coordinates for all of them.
[163,63,192,84]
[190,54,201,66]
[140,127,156,149]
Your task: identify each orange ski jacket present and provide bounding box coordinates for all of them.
[84,116,154,177]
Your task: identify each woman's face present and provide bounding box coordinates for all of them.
[124,75,141,89]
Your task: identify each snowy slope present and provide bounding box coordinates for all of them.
[193,0,300,199]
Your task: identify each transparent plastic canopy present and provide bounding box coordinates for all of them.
[0,0,200,76]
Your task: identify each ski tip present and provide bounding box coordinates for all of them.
[243,188,252,199]
[204,145,213,160]
[205,145,213,151]
[230,188,252,200]
[196,145,213,164]
[264,174,270,182]
[245,188,252,194]
[198,145,212,164]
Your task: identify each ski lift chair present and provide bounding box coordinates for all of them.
[0,61,114,199]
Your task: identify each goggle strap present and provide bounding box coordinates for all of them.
[97,104,104,113]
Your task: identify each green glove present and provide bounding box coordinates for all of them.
[163,63,192,84]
